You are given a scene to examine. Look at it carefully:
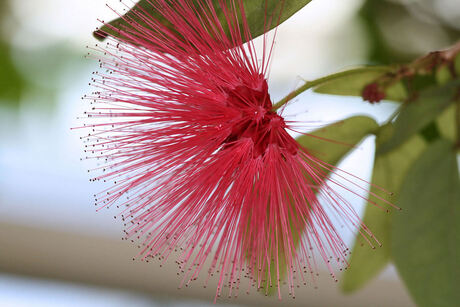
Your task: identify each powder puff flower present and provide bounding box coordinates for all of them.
[81,0,382,299]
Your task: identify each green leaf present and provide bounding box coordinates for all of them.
[255,116,379,295]
[436,105,456,142]
[313,66,407,102]
[435,65,452,86]
[392,139,460,307]
[342,125,426,293]
[95,0,312,44]
[454,52,460,76]
[297,116,379,169]
[313,67,386,96]
[378,80,460,155]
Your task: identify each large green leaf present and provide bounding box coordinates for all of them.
[378,80,460,155]
[313,66,407,102]
[95,0,312,44]
[257,116,379,295]
[341,125,426,293]
[297,116,379,168]
[392,139,460,307]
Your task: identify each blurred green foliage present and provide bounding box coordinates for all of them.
[0,42,84,112]
[0,0,24,108]
[360,0,460,64]
[0,0,88,112]
[0,42,25,108]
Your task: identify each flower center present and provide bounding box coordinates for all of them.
[222,80,298,157]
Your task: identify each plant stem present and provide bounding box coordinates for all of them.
[271,67,390,111]
[271,78,326,111]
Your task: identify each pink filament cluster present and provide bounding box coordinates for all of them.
[81,0,381,299]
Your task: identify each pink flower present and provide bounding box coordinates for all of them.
[82,0,380,300]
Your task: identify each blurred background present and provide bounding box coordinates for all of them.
[0,0,459,306]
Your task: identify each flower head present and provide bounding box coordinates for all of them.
[82,0,379,299]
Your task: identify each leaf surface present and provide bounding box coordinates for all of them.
[436,105,456,142]
[313,67,406,102]
[342,125,426,292]
[95,0,312,44]
[378,80,460,154]
[296,116,379,169]
[392,139,460,307]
